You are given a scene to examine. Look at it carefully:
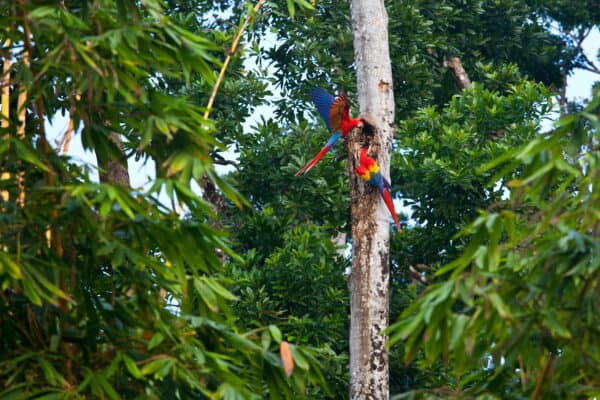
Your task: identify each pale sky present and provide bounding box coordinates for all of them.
[46,28,599,202]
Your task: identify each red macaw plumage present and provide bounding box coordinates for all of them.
[355,148,401,231]
[295,87,364,176]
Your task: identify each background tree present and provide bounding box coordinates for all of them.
[0,1,324,398]
[389,85,600,400]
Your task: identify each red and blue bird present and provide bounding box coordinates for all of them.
[295,87,364,176]
[356,147,401,231]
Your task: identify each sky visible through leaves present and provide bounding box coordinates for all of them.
[45,27,600,211]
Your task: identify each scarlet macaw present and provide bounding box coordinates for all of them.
[295,87,364,176]
[355,147,401,231]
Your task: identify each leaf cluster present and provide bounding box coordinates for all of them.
[0,1,326,398]
[389,88,600,398]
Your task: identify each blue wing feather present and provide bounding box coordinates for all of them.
[309,87,336,132]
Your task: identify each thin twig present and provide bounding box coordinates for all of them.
[1,38,11,203]
[213,156,239,168]
[579,61,600,75]
[16,51,28,139]
[197,2,264,220]
[16,35,29,208]
[61,92,80,154]
[203,0,264,120]
[1,39,10,129]
[531,353,555,400]
[518,355,527,390]
[62,117,74,154]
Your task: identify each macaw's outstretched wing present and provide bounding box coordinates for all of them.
[294,132,341,176]
[309,87,336,132]
[328,94,349,134]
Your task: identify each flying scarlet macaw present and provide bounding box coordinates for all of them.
[356,147,401,231]
[295,87,364,176]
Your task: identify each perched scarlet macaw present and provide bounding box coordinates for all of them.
[356,147,401,231]
[295,87,364,176]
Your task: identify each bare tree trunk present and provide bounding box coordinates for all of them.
[348,0,395,398]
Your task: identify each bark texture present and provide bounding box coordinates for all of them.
[349,1,395,399]
[444,56,472,90]
[98,132,130,187]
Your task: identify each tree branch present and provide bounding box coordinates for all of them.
[198,1,264,226]
[1,37,11,204]
[531,353,555,400]
[203,0,264,120]
[213,152,239,168]
[579,57,600,75]
[559,70,568,115]
[349,0,395,397]
[1,38,10,130]
[444,56,472,90]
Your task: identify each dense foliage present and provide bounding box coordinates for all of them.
[389,88,600,399]
[219,0,599,398]
[1,0,598,398]
[0,1,323,399]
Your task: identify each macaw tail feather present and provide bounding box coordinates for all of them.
[294,133,341,176]
[379,185,402,231]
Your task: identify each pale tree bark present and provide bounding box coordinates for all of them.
[348,0,395,398]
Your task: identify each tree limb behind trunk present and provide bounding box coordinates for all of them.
[444,56,472,90]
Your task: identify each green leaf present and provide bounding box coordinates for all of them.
[37,357,66,387]
[27,6,58,19]
[488,293,510,319]
[203,277,238,301]
[96,375,122,400]
[542,312,571,339]
[141,357,171,378]
[122,355,143,379]
[0,252,23,280]
[294,0,315,11]
[290,345,310,371]
[449,314,469,350]
[148,332,165,350]
[268,325,282,343]
[13,140,50,172]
